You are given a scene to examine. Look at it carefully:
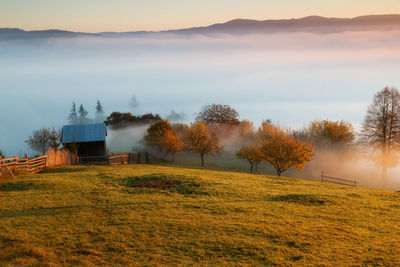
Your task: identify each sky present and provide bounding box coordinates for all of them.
[1,0,400,32]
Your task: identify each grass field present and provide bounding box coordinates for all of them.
[0,164,399,266]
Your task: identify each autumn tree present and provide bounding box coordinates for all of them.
[297,119,355,148]
[257,121,277,141]
[183,121,220,167]
[163,129,182,162]
[258,125,314,176]
[25,128,54,155]
[144,120,182,160]
[105,112,161,129]
[236,144,262,173]
[196,104,240,125]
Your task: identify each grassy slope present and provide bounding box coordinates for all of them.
[0,164,399,266]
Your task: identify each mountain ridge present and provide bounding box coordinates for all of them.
[1,14,400,39]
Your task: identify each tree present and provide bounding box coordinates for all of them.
[95,100,106,123]
[236,144,262,173]
[297,119,355,148]
[0,150,5,159]
[25,128,53,155]
[105,112,161,129]
[144,120,174,160]
[78,104,89,124]
[257,121,276,141]
[129,94,139,109]
[68,102,78,124]
[258,125,314,176]
[163,129,182,162]
[49,129,62,151]
[196,104,240,125]
[183,121,220,167]
[361,87,400,154]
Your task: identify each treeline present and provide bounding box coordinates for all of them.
[140,104,353,176]
[19,86,399,177]
[67,101,106,124]
[137,86,400,176]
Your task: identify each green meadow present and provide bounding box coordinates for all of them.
[0,164,399,266]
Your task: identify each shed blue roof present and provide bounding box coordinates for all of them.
[62,123,107,143]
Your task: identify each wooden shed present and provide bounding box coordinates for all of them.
[61,123,107,160]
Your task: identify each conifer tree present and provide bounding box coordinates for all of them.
[68,102,78,124]
[95,100,106,123]
[78,104,89,124]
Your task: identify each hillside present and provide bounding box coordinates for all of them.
[0,164,399,265]
[1,14,400,40]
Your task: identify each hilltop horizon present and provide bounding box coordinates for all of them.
[1,14,400,35]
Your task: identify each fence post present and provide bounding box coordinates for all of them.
[25,154,29,173]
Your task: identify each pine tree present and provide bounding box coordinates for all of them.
[78,104,89,124]
[68,102,78,124]
[95,100,105,123]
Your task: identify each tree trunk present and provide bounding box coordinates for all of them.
[200,153,204,167]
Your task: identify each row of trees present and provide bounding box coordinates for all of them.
[142,85,400,176]
[20,86,399,178]
[143,104,315,176]
[68,101,105,125]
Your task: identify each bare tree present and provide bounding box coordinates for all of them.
[361,87,400,179]
[361,87,400,154]
[25,128,54,155]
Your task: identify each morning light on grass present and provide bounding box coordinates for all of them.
[2,0,400,265]
[1,164,400,265]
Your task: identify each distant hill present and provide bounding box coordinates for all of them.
[1,14,400,40]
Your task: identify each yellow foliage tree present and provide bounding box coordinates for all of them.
[236,144,262,174]
[183,121,220,167]
[258,126,314,176]
[304,119,355,148]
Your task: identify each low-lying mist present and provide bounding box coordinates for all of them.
[106,122,400,190]
[1,30,400,183]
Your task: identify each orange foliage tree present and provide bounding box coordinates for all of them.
[145,120,181,160]
[183,121,220,166]
[258,125,314,176]
[163,129,182,162]
[236,144,262,173]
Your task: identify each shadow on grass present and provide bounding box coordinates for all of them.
[120,173,208,195]
[0,205,81,218]
[40,167,89,174]
[0,181,54,192]
[269,194,328,206]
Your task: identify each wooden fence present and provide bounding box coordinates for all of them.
[108,152,149,165]
[321,171,357,187]
[0,155,47,177]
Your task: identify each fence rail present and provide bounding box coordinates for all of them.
[321,171,357,187]
[0,155,47,177]
[108,152,149,165]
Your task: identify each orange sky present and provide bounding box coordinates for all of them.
[1,0,400,32]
